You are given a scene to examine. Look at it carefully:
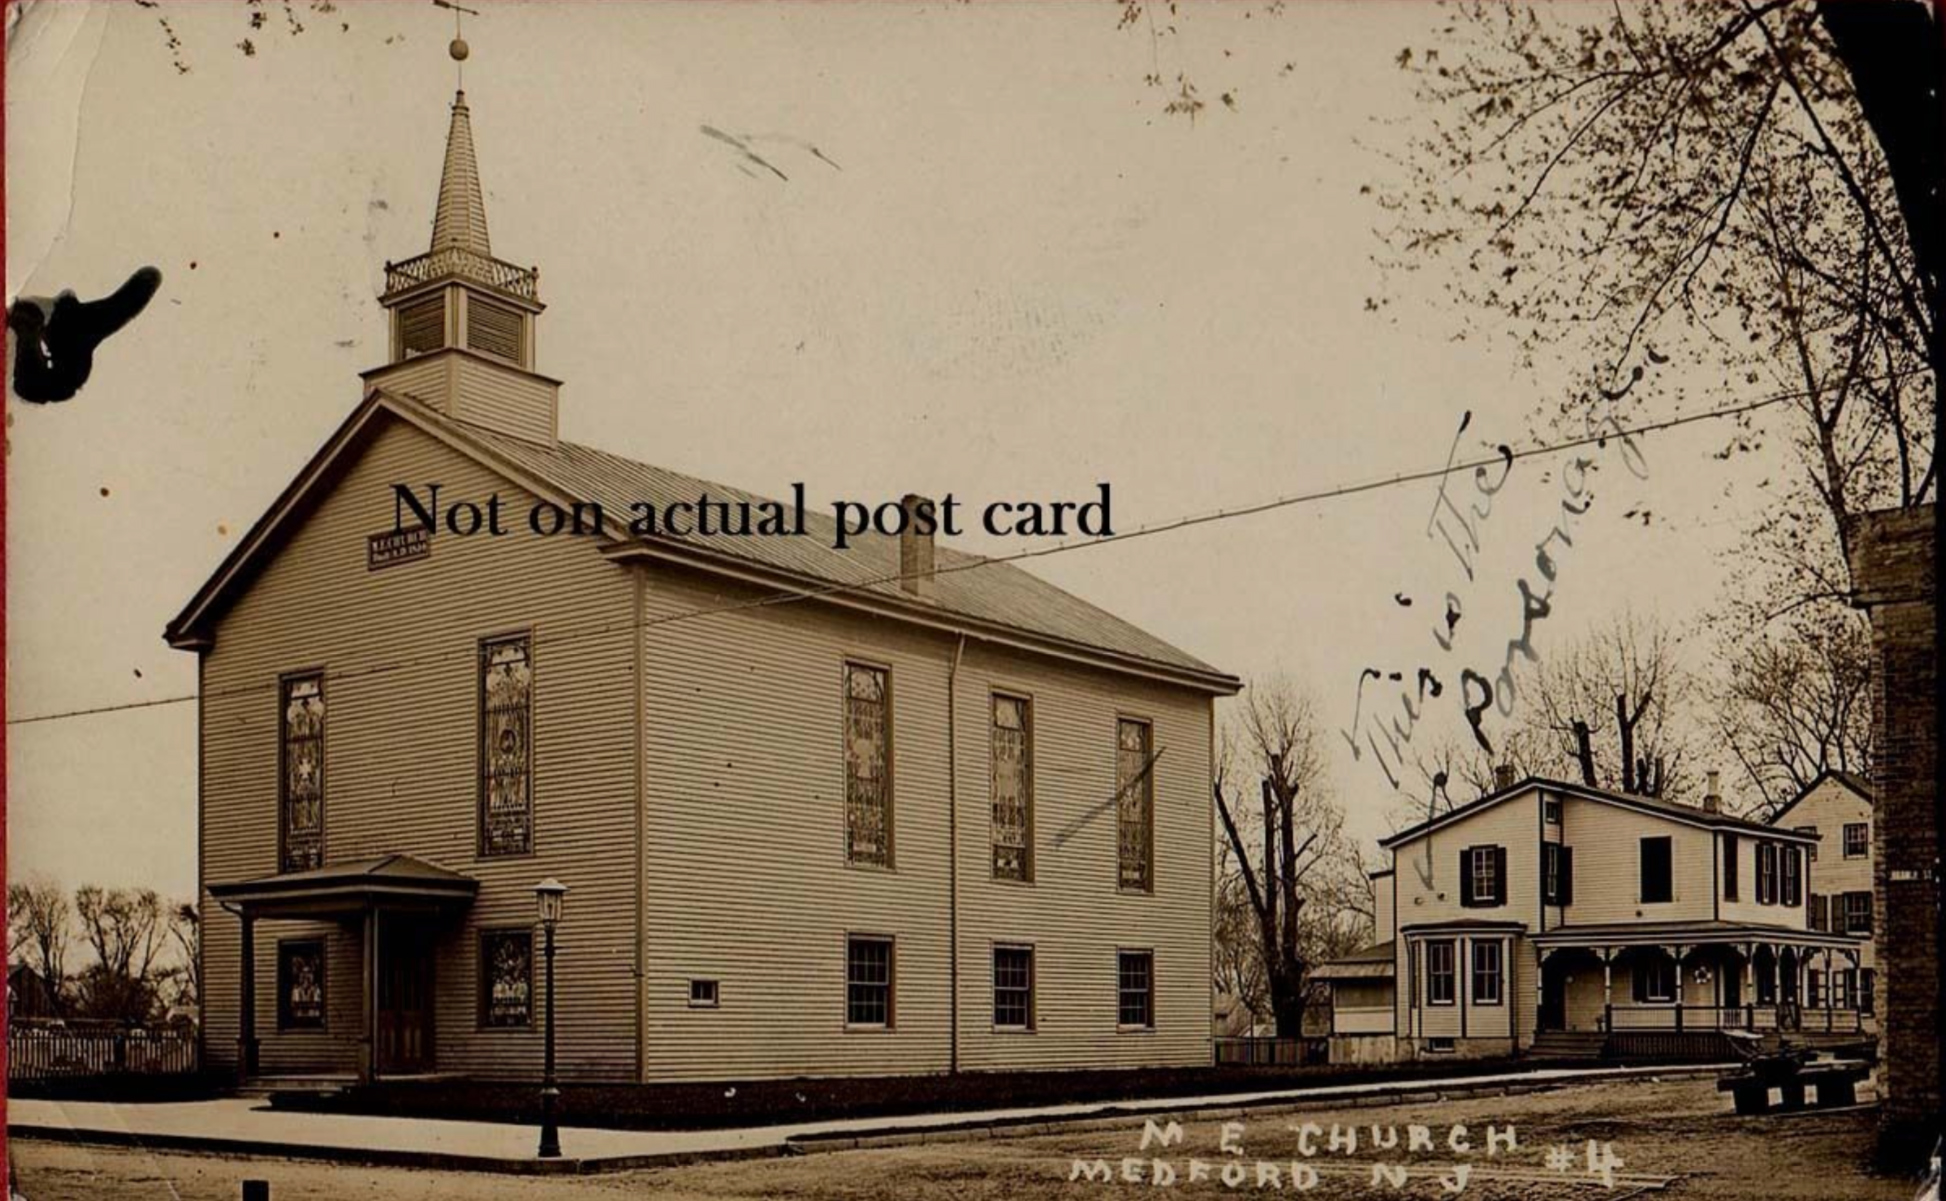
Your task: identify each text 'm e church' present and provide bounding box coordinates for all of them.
[164,64,1240,1086]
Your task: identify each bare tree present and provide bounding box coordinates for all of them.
[1518,614,1703,799]
[1213,677,1371,1037]
[1714,608,1873,816]
[162,902,202,1014]
[72,886,169,1023]
[1379,1,1936,620]
[7,878,73,1011]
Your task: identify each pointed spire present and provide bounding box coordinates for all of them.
[430,90,491,256]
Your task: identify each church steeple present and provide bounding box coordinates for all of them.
[430,91,491,257]
[368,31,559,445]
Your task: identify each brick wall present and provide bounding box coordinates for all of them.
[1846,504,1938,1156]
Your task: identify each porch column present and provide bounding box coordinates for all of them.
[1600,950,1613,1031]
[1822,947,1835,1032]
[1535,947,1546,1035]
[237,909,259,1083]
[1671,944,1688,1032]
[1751,942,1766,1027]
[361,905,378,1084]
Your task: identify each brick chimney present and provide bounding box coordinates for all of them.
[1703,770,1721,814]
[1493,764,1516,792]
[899,494,936,600]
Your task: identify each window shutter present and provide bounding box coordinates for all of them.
[1722,834,1738,901]
[1459,849,1475,907]
[1559,846,1574,906]
[1492,846,1508,905]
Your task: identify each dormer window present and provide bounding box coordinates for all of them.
[398,295,447,358]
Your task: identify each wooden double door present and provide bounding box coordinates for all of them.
[375,916,436,1075]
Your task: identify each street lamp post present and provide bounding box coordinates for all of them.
[535,878,568,1159]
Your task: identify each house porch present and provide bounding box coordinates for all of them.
[1533,920,1870,1043]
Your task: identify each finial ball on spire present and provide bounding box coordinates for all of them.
[450,37,470,62]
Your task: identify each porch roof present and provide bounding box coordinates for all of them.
[1530,919,1865,951]
[1314,941,1395,981]
[208,854,479,918]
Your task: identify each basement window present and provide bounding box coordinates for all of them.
[1425,1037,1455,1054]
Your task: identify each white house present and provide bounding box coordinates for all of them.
[1767,771,1877,1031]
[1319,774,1869,1063]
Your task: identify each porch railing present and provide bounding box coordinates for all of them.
[1214,1036,1327,1067]
[1603,1004,1864,1035]
[8,1020,200,1081]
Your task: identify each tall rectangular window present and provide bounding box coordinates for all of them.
[1426,940,1456,1006]
[993,945,1035,1029]
[1639,836,1673,904]
[1843,822,1868,858]
[845,935,893,1027]
[277,940,326,1029]
[1722,834,1739,900]
[1471,940,1503,1005]
[480,635,534,856]
[1462,845,1505,907]
[1757,842,1778,904]
[1842,891,1873,935]
[845,664,892,866]
[991,695,1032,882]
[1118,950,1155,1029]
[1781,845,1802,907]
[1543,842,1573,905]
[478,929,533,1028]
[1116,718,1154,892]
[279,674,326,872]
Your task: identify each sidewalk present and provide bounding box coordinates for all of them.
[7,1062,1734,1175]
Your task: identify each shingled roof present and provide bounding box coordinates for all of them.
[166,391,1238,694]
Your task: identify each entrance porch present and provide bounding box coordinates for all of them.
[1532,921,1870,1048]
[208,854,478,1085]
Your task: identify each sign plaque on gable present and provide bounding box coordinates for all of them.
[368,526,431,571]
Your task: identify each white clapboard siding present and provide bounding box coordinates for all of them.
[202,418,639,1081]
[637,568,1215,1081]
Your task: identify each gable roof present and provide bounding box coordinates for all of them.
[1378,775,1818,850]
[165,392,1239,694]
[1766,770,1874,827]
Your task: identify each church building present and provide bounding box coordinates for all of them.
[167,66,1237,1086]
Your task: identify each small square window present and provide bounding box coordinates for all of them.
[1543,797,1562,824]
[689,979,720,1008]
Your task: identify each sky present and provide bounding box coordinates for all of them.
[5,0,1782,904]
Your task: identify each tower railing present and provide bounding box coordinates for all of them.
[385,246,538,300]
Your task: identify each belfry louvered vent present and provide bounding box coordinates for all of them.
[398,296,447,357]
[466,297,523,364]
